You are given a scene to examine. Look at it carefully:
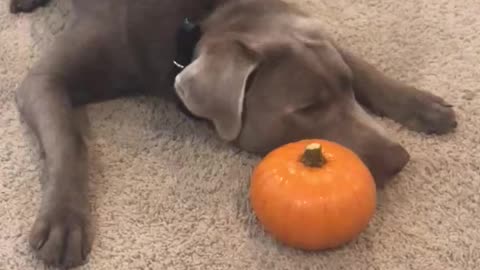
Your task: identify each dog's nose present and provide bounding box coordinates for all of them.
[174,75,184,95]
[174,74,181,88]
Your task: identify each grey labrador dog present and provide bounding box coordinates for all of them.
[10,0,457,268]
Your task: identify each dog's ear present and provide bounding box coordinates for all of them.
[174,40,259,141]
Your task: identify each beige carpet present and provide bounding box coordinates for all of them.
[1,0,479,269]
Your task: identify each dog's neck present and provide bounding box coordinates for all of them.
[173,19,202,71]
[171,0,236,71]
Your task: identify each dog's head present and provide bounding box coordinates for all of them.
[174,0,409,184]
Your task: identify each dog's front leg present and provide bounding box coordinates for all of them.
[15,74,91,268]
[339,48,457,134]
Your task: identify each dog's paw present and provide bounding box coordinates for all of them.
[9,0,48,14]
[29,206,92,268]
[403,91,457,134]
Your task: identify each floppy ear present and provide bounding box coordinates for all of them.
[174,41,259,141]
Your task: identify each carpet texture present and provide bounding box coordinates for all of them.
[1,0,479,269]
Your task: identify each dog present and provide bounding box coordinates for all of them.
[10,0,457,268]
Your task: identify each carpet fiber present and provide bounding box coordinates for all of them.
[1,0,479,269]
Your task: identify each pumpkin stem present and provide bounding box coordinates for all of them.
[301,143,326,168]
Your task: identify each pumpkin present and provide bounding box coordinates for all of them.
[249,139,376,250]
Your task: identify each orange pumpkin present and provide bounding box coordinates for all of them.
[249,139,376,250]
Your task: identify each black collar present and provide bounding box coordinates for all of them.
[170,18,204,119]
[172,18,202,74]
